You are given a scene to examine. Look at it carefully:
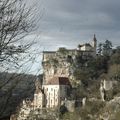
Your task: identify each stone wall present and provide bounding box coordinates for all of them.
[64,100,75,112]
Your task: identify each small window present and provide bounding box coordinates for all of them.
[21,111,24,117]
[51,88,53,91]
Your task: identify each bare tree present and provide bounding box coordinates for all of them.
[0,0,37,67]
[0,0,42,117]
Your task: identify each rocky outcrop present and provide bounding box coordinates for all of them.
[98,97,120,120]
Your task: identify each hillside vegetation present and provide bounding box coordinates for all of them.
[61,40,120,120]
[0,72,42,118]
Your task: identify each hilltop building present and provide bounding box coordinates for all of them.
[42,35,97,84]
[10,35,97,119]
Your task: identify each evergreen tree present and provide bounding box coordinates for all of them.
[103,40,112,56]
[97,43,103,55]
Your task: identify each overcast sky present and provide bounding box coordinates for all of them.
[33,0,120,50]
[25,0,120,74]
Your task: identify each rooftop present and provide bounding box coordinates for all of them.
[45,77,71,85]
[43,51,56,53]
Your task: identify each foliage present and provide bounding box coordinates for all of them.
[50,58,59,66]
[60,104,68,115]
[62,101,105,120]
[112,82,120,97]
[105,90,113,101]
[114,111,120,120]
[110,52,120,64]
[0,0,39,115]
[62,109,81,120]
[97,40,113,56]
[74,85,88,98]
[73,69,90,81]
[74,54,110,81]
[97,43,103,55]
[103,40,112,56]
[0,72,41,117]
[80,101,105,118]
[58,47,68,55]
[108,64,120,80]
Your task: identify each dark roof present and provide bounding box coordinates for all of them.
[78,43,92,47]
[46,77,71,85]
[85,43,92,47]
[43,51,56,54]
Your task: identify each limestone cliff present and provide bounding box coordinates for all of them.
[42,36,97,85]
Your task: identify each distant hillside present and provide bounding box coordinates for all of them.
[0,72,43,118]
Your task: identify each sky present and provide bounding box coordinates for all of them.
[15,0,120,74]
[34,0,120,50]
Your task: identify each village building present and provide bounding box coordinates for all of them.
[31,78,45,109]
[43,77,71,108]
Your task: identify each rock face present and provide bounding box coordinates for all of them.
[99,97,120,120]
[42,36,97,85]
[100,81,105,101]
[64,100,75,112]
[103,80,113,91]
[82,97,87,107]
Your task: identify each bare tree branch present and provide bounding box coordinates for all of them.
[0,0,37,65]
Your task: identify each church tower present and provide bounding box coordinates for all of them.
[92,34,97,48]
[91,34,97,54]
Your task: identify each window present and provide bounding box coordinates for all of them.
[21,111,24,117]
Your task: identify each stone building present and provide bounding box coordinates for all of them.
[42,35,97,84]
[43,77,71,108]
[31,78,45,109]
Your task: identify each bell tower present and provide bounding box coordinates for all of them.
[92,34,97,48]
[91,34,97,54]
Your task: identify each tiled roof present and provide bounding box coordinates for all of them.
[46,77,71,85]
[78,43,92,47]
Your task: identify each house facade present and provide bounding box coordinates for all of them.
[43,77,71,108]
